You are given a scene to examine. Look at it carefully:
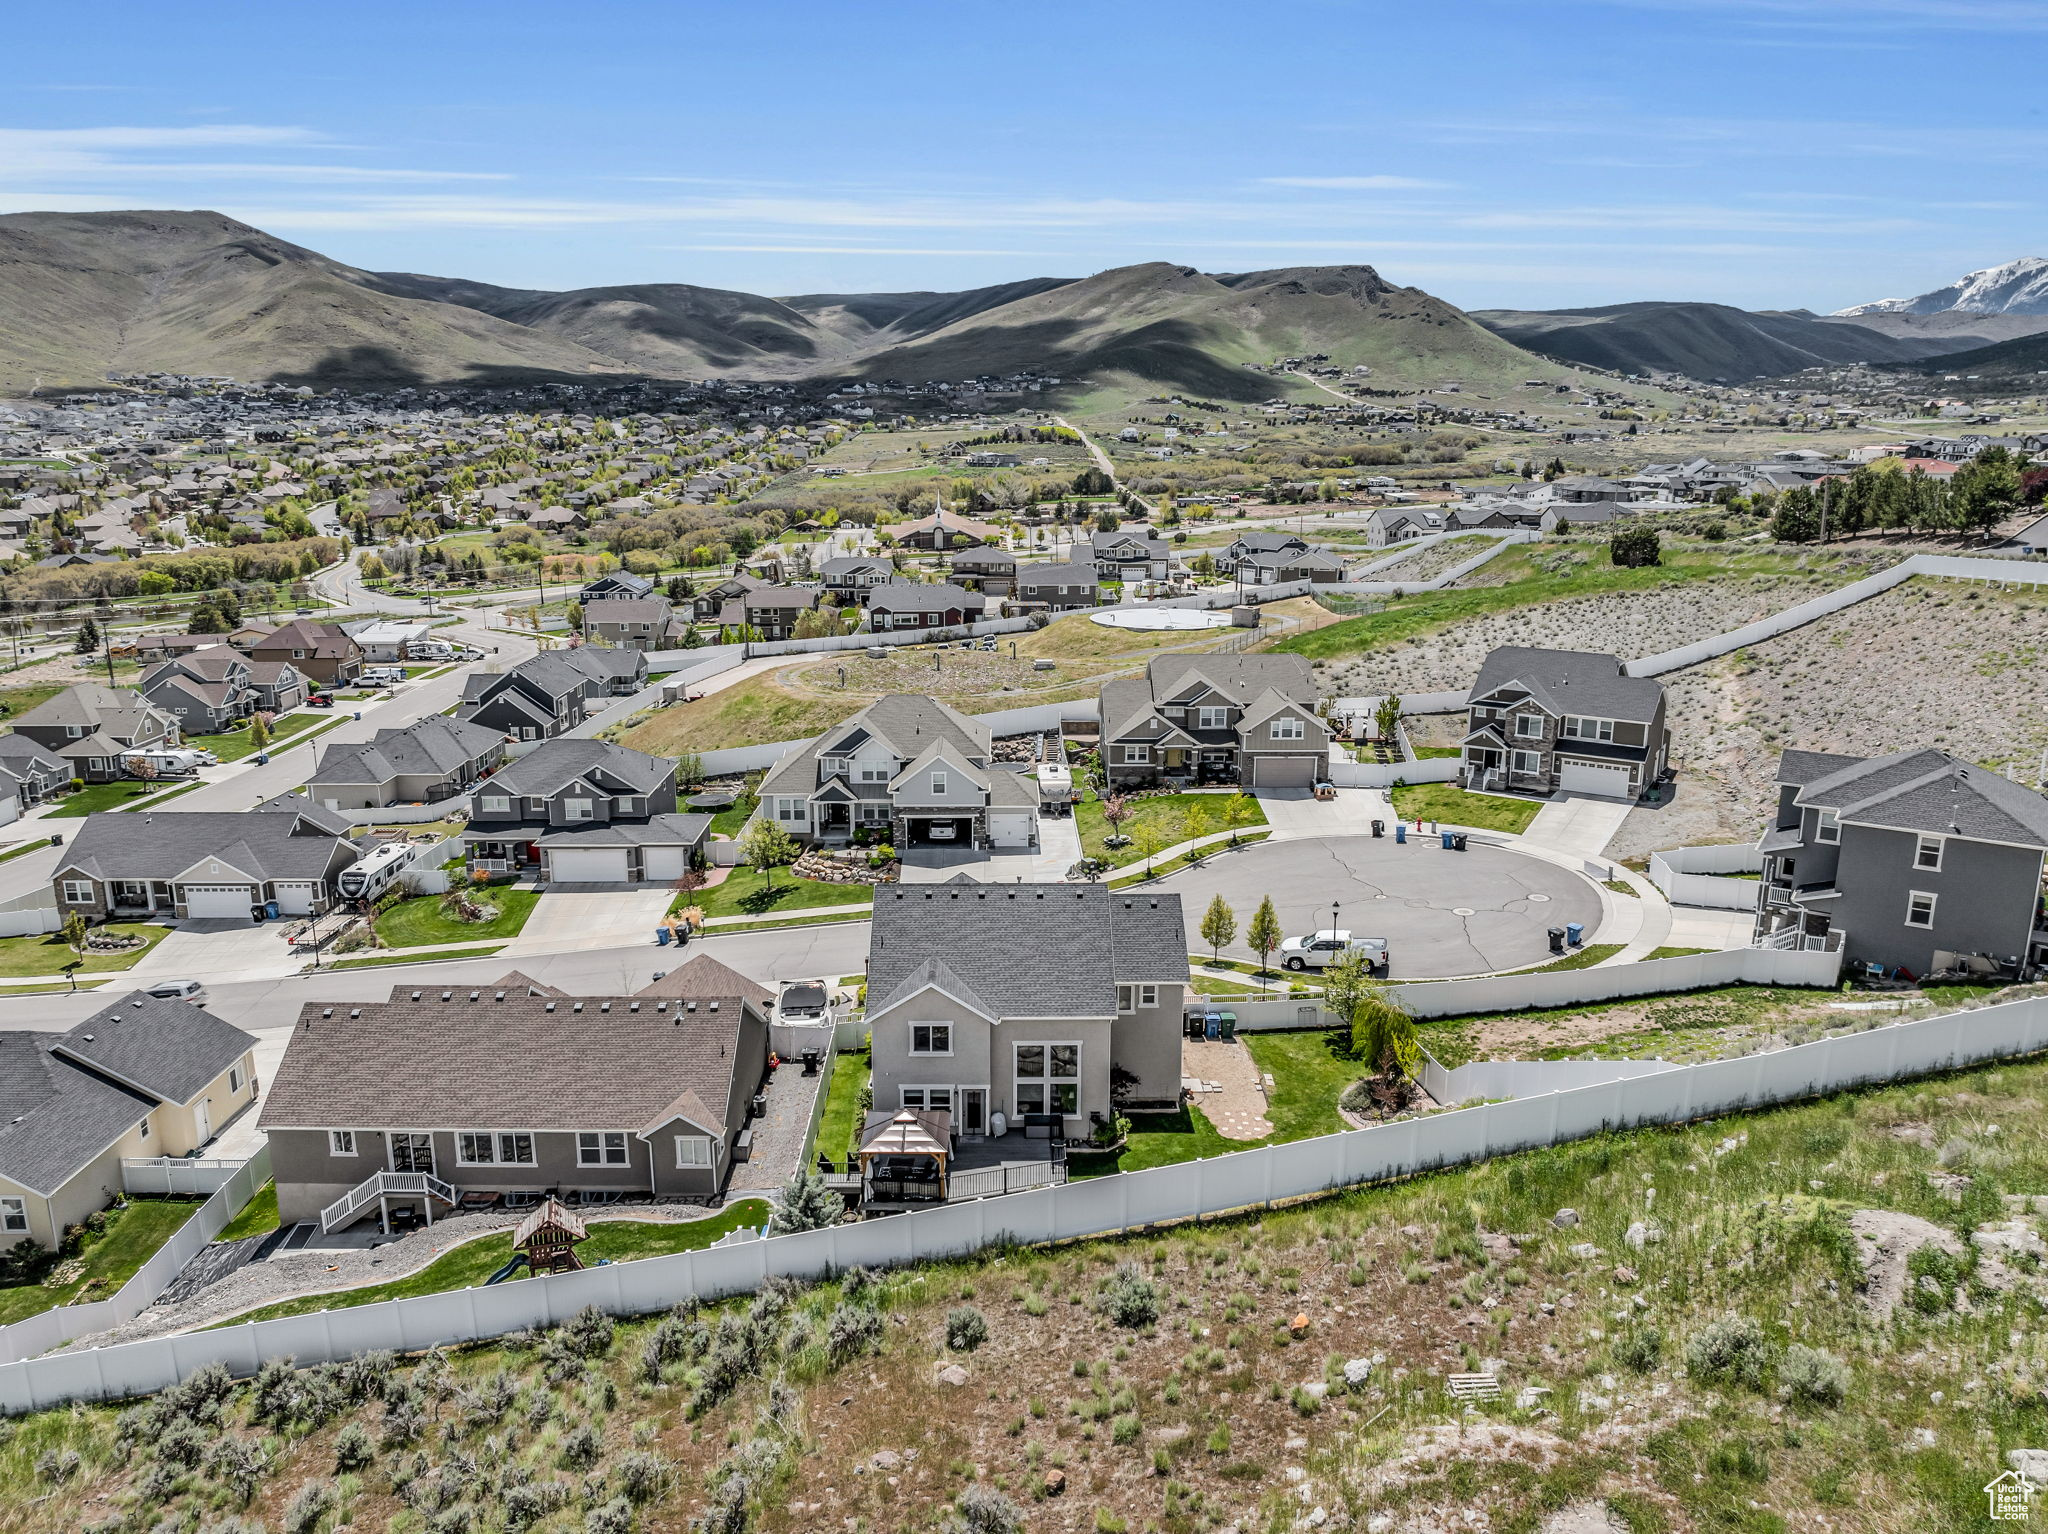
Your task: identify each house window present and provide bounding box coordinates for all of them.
[480,795,511,817]
[822,757,850,776]
[1117,984,1134,1014]
[1122,744,1151,764]
[1270,718,1305,741]
[777,798,807,822]
[1197,707,1229,730]
[1511,750,1540,774]
[60,880,94,904]
[902,1086,953,1113]
[1514,714,1544,738]
[229,1067,244,1093]
[138,1119,150,1141]
[390,1134,434,1173]
[329,1130,356,1157]
[1906,890,1937,929]
[1139,984,1158,1008]
[1815,808,1840,844]
[931,772,947,795]
[565,798,594,821]
[0,1197,25,1234]
[911,1023,952,1055]
[1562,716,1615,742]
[459,1132,535,1165]
[578,1131,629,1166]
[1015,1043,1080,1118]
[675,1135,713,1169]
[1914,835,1944,871]
[613,797,637,814]
[859,766,891,783]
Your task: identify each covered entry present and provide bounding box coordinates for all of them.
[1557,758,1634,799]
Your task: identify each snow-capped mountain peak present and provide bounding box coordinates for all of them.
[1834,257,2048,316]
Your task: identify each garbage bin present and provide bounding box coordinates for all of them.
[263,900,279,920]
[1395,823,1407,844]
[1204,1011,1222,1040]
[1440,830,1455,850]
[1547,926,1566,955]
[1566,922,1584,947]
[1452,832,1468,851]
[1219,1012,1237,1042]
[654,927,671,946]
[1371,819,1385,838]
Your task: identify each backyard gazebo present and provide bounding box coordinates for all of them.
[857,1109,953,1204]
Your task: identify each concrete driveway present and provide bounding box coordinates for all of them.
[1155,832,1603,979]
[132,919,301,981]
[1520,793,1634,863]
[504,887,677,953]
[1254,785,1392,839]
[898,814,1085,884]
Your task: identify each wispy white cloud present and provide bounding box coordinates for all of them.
[1257,175,1451,190]
[659,244,1048,256]
[0,124,509,187]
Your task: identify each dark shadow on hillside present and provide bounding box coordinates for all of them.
[267,345,655,390]
[845,316,1278,403]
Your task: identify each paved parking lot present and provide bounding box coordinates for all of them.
[1155,832,1603,979]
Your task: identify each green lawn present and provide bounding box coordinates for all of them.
[816,1051,871,1166]
[0,1198,204,1325]
[207,1201,772,1327]
[1410,745,1463,760]
[1389,782,1542,835]
[1073,1026,1365,1177]
[1077,790,1266,867]
[1510,941,1626,974]
[683,867,879,920]
[215,1182,279,1243]
[1643,945,1712,961]
[0,682,66,721]
[328,943,507,971]
[706,789,758,837]
[45,780,183,817]
[185,710,329,763]
[0,922,169,979]
[375,887,541,948]
[0,838,53,867]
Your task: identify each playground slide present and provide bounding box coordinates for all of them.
[483,1253,530,1286]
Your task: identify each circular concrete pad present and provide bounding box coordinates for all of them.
[1157,834,1604,980]
[1089,607,1231,631]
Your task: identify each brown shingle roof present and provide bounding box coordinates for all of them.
[635,952,774,1008]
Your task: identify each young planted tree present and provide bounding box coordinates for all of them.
[741,816,799,891]
[1321,947,1379,1030]
[1352,990,1420,1088]
[60,910,90,990]
[1133,807,1183,877]
[1373,693,1402,745]
[675,751,705,791]
[1248,895,1283,977]
[248,712,272,751]
[768,1167,844,1234]
[1099,792,1132,848]
[1199,894,1236,966]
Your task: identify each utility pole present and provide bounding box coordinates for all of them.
[1817,478,1830,545]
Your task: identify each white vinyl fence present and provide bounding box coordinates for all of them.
[9,990,2048,1415]
[1421,1053,1682,1105]
[1386,942,1841,1020]
[1649,845,1766,911]
[0,1148,269,1370]
[116,1158,251,1197]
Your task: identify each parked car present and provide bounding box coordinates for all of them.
[307,693,335,708]
[1278,929,1389,975]
[361,666,406,686]
[144,979,205,1002]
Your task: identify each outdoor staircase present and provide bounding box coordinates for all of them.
[321,1170,459,1233]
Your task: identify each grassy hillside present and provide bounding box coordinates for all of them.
[1472,301,1941,381]
[8,1044,2048,1533]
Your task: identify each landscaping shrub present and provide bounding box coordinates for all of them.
[945,1304,989,1352]
[1097,1263,1160,1328]
[1684,1312,1771,1389]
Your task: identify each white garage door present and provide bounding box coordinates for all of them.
[1557,759,1634,799]
[988,812,1035,848]
[642,846,689,882]
[1251,755,1317,788]
[183,885,254,919]
[549,848,631,883]
[273,882,317,916]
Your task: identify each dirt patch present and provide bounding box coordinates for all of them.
[1849,1208,1961,1321]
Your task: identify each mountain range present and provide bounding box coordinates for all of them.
[1,209,2042,395]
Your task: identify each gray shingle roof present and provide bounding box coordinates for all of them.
[534,812,709,849]
[1147,653,1318,707]
[1793,748,2048,847]
[634,952,774,1007]
[56,803,359,883]
[310,715,503,788]
[868,884,1187,1021]
[761,694,991,798]
[485,738,672,797]
[259,993,762,1135]
[0,1032,152,1197]
[52,991,257,1106]
[1469,646,1664,723]
[865,581,985,614]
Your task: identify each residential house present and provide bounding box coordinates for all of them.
[307,716,506,811]
[556,644,649,698]
[453,652,597,741]
[1077,529,1174,583]
[718,585,821,642]
[53,798,362,921]
[1212,530,1310,573]
[257,982,770,1229]
[1012,560,1104,612]
[138,651,306,734]
[863,883,1187,1150]
[0,994,259,1249]
[1459,646,1669,800]
[757,693,1041,851]
[894,504,999,551]
[820,555,895,606]
[0,736,70,808]
[1364,506,1445,547]
[690,572,772,623]
[582,596,677,651]
[1538,503,1622,533]
[1754,748,2048,975]
[948,546,1018,596]
[9,684,181,783]
[580,571,655,603]
[1232,546,1346,585]
[463,738,708,883]
[1098,654,1329,790]
[345,619,435,663]
[244,619,363,688]
[865,581,986,632]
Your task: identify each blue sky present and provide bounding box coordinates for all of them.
[5,0,2045,311]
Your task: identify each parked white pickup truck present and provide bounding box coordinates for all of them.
[1278,929,1390,976]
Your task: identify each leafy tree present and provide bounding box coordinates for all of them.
[1609,525,1661,569]
[1373,693,1402,743]
[676,752,705,790]
[1133,807,1182,876]
[73,617,100,654]
[1199,894,1236,964]
[741,817,799,889]
[1094,508,1120,534]
[768,1167,843,1234]
[135,570,176,597]
[1952,446,2024,540]
[1321,948,1379,1029]
[1247,895,1283,976]
[564,600,583,630]
[1769,486,1819,544]
[1099,792,1131,846]
[1351,990,1419,1082]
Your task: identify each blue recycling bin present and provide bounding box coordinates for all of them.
[1395,823,1407,844]
[1204,1011,1222,1040]
[1440,830,1455,850]
[654,927,672,946]
[1566,922,1584,947]
[264,900,279,920]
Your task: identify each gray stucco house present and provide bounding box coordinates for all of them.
[53,798,362,921]
[1754,748,2048,976]
[1012,560,1104,611]
[1460,646,1670,801]
[258,964,770,1230]
[864,883,1188,1145]
[463,738,707,883]
[1099,654,1329,790]
[9,683,180,783]
[757,693,1042,852]
[0,993,258,1249]
[308,715,507,811]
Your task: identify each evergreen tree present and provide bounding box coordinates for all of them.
[73,617,100,655]
[768,1168,843,1234]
